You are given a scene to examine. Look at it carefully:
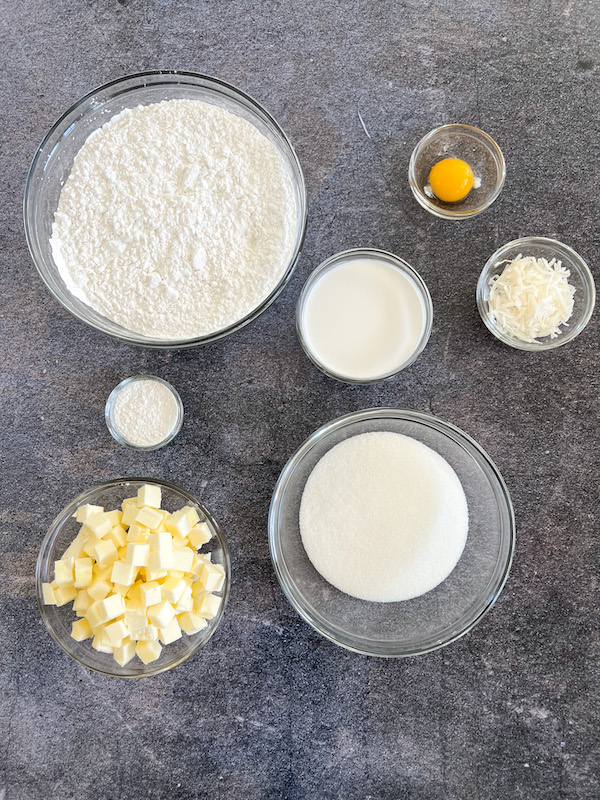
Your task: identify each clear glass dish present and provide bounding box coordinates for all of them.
[24,70,308,348]
[36,478,230,677]
[296,248,433,384]
[408,124,505,220]
[477,237,595,351]
[105,375,183,450]
[268,409,515,657]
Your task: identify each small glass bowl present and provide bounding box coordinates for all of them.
[296,248,433,384]
[24,70,307,348]
[269,408,515,657]
[477,237,596,351]
[105,375,183,450]
[36,478,230,677]
[408,124,505,220]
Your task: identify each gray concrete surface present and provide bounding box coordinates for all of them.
[1,1,599,798]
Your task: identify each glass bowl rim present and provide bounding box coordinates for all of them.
[295,248,434,384]
[268,407,515,657]
[476,236,596,351]
[36,476,231,677]
[23,69,308,349]
[408,123,506,220]
[105,375,184,450]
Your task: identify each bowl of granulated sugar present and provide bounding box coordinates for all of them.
[268,408,515,657]
[25,71,307,348]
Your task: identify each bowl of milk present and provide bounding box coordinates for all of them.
[268,408,515,657]
[296,249,433,383]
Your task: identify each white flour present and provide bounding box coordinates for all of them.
[51,99,297,339]
[299,432,469,602]
[112,379,180,447]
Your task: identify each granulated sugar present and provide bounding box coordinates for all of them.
[112,379,180,448]
[51,99,297,339]
[299,432,469,602]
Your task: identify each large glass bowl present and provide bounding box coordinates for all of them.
[476,237,595,351]
[269,409,515,657]
[24,70,307,348]
[36,478,230,677]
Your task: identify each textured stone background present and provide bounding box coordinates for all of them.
[1,1,598,798]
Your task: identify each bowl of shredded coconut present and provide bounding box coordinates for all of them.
[477,237,595,351]
[24,71,307,347]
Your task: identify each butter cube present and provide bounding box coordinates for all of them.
[135,640,162,664]
[140,581,162,607]
[92,629,113,654]
[126,543,150,567]
[121,501,140,528]
[191,580,207,598]
[148,548,173,571]
[73,590,92,612]
[105,509,123,527]
[106,525,128,549]
[123,605,148,634]
[105,619,129,647]
[191,553,212,577]
[183,506,200,526]
[54,585,78,606]
[82,537,99,559]
[93,564,113,581]
[54,558,74,586]
[74,504,103,523]
[178,611,208,635]
[112,583,130,597]
[42,582,56,605]
[130,624,158,642]
[71,618,93,641]
[165,509,193,538]
[200,562,226,593]
[97,593,126,623]
[74,557,93,588]
[159,617,182,645]
[110,561,137,586]
[61,530,89,560]
[92,539,118,569]
[137,484,162,509]
[142,567,168,582]
[127,582,142,601]
[148,600,175,629]
[126,523,150,544]
[187,522,212,549]
[172,547,194,573]
[160,575,187,604]
[88,578,112,601]
[86,512,112,539]
[113,638,136,667]
[86,600,104,629]
[195,592,221,620]
[135,506,164,530]
[174,585,193,614]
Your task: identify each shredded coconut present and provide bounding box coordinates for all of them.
[112,379,180,447]
[51,99,297,339]
[488,255,575,343]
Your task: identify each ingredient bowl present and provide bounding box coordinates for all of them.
[477,237,595,351]
[24,70,307,348]
[408,124,505,220]
[36,478,230,677]
[268,409,515,657]
[105,375,183,450]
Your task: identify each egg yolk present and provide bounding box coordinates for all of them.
[428,158,474,203]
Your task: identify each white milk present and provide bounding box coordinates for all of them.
[301,257,427,381]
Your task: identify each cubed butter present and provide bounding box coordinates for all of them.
[159,617,182,645]
[88,578,112,601]
[74,557,93,588]
[160,575,187,604]
[126,543,150,567]
[74,504,103,523]
[71,618,93,642]
[199,562,226,593]
[61,530,89,560]
[106,525,128,549]
[73,589,92,612]
[54,585,78,606]
[187,522,212,549]
[134,506,164,530]
[54,558,74,586]
[113,638,136,667]
[172,547,194,573]
[174,586,193,614]
[195,592,221,620]
[178,611,208,635]
[97,593,126,623]
[149,549,173,572]
[140,581,162,607]
[165,509,193,538]
[147,600,175,629]
[126,523,150,544]
[105,619,129,647]
[137,484,162,509]
[110,561,137,586]
[92,629,113,654]
[42,582,57,605]
[105,509,123,527]
[121,502,140,528]
[86,512,112,539]
[135,640,162,664]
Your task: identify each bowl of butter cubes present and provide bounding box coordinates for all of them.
[36,478,230,677]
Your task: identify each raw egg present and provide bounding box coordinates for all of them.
[428,158,474,203]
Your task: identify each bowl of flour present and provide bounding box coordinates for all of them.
[25,71,307,347]
[268,408,515,657]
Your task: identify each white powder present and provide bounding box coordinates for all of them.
[299,432,469,602]
[112,379,180,447]
[51,99,297,339]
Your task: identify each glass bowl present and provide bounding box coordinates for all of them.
[24,70,307,348]
[296,248,433,384]
[36,478,230,677]
[105,375,183,450]
[268,409,515,657]
[408,124,505,220]
[477,237,595,351]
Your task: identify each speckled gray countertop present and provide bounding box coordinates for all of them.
[1,1,599,798]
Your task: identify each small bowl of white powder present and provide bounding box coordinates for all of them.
[105,376,183,450]
[25,71,306,348]
[268,408,515,657]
